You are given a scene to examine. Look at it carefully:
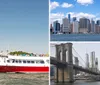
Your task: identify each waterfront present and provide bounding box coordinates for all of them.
[51,34,100,41]
[0,73,49,85]
[51,81,100,85]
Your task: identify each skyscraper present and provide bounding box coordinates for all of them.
[74,57,79,75]
[97,20,100,26]
[79,17,90,33]
[73,21,79,33]
[91,19,95,33]
[53,21,60,33]
[68,14,71,23]
[86,53,89,69]
[62,18,70,33]
[95,58,98,72]
[90,51,95,71]
[73,17,76,22]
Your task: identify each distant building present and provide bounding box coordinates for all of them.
[60,24,63,33]
[95,58,98,72]
[73,17,76,22]
[96,20,100,26]
[68,14,71,23]
[91,19,95,33]
[86,53,89,69]
[53,21,60,33]
[70,23,73,33]
[74,57,79,75]
[73,21,79,33]
[95,24,100,33]
[62,18,70,33]
[50,24,54,33]
[90,51,95,71]
[79,17,90,33]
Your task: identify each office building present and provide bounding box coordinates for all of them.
[97,20,100,26]
[68,14,71,23]
[62,18,70,33]
[73,21,79,33]
[91,19,95,33]
[79,17,90,33]
[86,53,89,69]
[73,17,76,22]
[53,21,60,33]
[90,51,95,71]
[95,58,98,72]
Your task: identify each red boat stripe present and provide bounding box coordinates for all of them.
[0,66,49,72]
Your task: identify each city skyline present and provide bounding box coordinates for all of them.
[0,0,48,53]
[50,0,100,23]
[50,42,100,69]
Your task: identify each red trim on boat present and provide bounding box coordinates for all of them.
[0,66,49,73]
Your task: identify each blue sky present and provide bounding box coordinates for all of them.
[50,42,100,69]
[0,0,48,54]
[50,0,100,23]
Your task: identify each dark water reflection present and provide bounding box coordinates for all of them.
[51,81,100,85]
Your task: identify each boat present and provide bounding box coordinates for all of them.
[0,54,49,73]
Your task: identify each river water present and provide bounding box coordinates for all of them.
[51,81,100,85]
[50,34,100,41]
[0,73,49,85]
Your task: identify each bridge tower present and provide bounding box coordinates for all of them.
[55,43,74,83]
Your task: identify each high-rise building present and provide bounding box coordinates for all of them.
[95,58,98,72]
[97,20,100,26]
[50,24,54,33]
[68,14,71,23]
[53,21,60,33]
[91,19,95,33]
[90,51,95,71]
[74,57,79,66]
[70,23,73,33]
[60,24,63,33]
[95,24,100,33]
[62,18,70,33]
[74,57,79,75]
[79,17,90,33]
[73,21,79,33]
[73,17,76,22]
[56,22,60,32]
[86,53,89,69]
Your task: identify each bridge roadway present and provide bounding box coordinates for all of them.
[50,57,100,75]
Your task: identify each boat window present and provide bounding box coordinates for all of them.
[40,60,44,64]
[36,60,40,63]
[31,61,34,63]
[23,60,26,63]
[27,61,30,63]
[7,60,10,63]
[19,60,22,63]
[35,60,44,64]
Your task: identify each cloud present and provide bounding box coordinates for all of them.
[77,0,94,5]
[50,12,97,24]
[50,13,64,23]
[67,12,95,19]
[61,2,74,8]
[50,1,60,10]
[50,1,74,11]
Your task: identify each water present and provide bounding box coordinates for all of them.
[51,81,100,85]
[0,73,49,85]
[50,34,100,41]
